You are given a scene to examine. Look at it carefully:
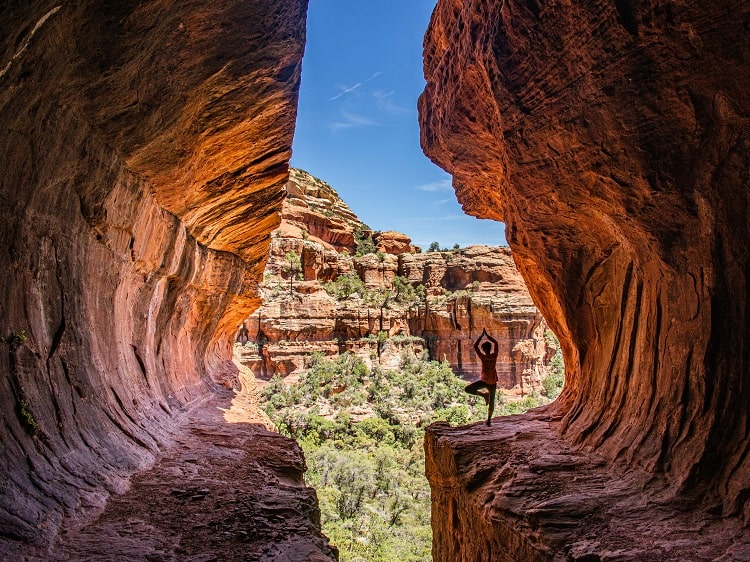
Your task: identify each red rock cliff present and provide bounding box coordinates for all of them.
[420,0,749,559]
[238,170,553,396]
[0,0,322,553]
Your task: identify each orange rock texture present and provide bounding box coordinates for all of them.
[420,0,750,559]
[0,1,334,557]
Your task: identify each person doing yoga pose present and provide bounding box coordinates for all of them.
[465,328,498,426]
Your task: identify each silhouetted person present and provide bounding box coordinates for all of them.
[466,328,498,426]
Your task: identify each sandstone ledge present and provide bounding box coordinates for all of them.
[426,413,750,562]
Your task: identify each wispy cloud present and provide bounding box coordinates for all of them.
[373,90,409,116]
[329,82,363,101]
[432,198,453,207]
[328,111,381,131]
[328,70,385,102]
[415,179,453,193]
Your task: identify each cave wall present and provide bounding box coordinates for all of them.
[0,0,306,546]
[420,0,749,552]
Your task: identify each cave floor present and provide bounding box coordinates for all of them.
[24,388,336,562]
[427,411,750,562]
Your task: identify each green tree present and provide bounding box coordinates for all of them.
[365,287,392,333]
[324,273,365,300]
[427,241,440,252]
[259,351,551,562]
[354,226,377,256]
[284,250,302,295]
[392,276,424,308]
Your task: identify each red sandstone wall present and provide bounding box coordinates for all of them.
[420,0,749,532]
[0,0,306,546]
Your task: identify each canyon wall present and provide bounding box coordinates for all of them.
[238,170,552,394]
[420,0,749,559]
[0,0,308,550]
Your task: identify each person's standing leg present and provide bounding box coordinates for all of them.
[486,384,496,426]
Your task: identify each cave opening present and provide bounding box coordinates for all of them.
[232,3,566,559]
[9,0,748,559]
[236,164,567,559]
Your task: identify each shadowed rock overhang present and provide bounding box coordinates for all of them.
[0,0,313,553]
[419,0,749,559]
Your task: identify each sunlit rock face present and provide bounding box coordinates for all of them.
[401,247,549,387]
[420,0,750,559]
[239,170,551,392]
[0,0,306,550]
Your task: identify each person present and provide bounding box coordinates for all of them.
[466,328,498,426]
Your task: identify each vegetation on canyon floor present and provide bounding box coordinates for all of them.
[260,347,564,561]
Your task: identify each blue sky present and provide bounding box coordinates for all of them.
[290,0,507,249]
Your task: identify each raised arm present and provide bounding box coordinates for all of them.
[473,333,483,355]
[485,332,499,355]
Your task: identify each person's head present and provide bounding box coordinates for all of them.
[481,341,493,353]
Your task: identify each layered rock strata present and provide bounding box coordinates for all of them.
[0,1,334,557]
[420,0,750,558]
[238,170,552,394]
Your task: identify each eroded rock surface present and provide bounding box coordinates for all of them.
[426,417,750,562]
[22,390,336,562]
[0,1,334,557]
[420,0,750,559]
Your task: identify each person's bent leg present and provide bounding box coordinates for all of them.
[465,380,484,396]
[466,380,490,405]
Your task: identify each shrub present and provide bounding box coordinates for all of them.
[433,404,471,425]
[0,330,27,352]
[354,226,377,256]
[499,394,544,415]
[18,399,39,435]
[542,349,565,399]
[357,417,396,445]
[541,330,565,399]
[392,276,424,308]
[259,352,543,562]
[324,273,365,300]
